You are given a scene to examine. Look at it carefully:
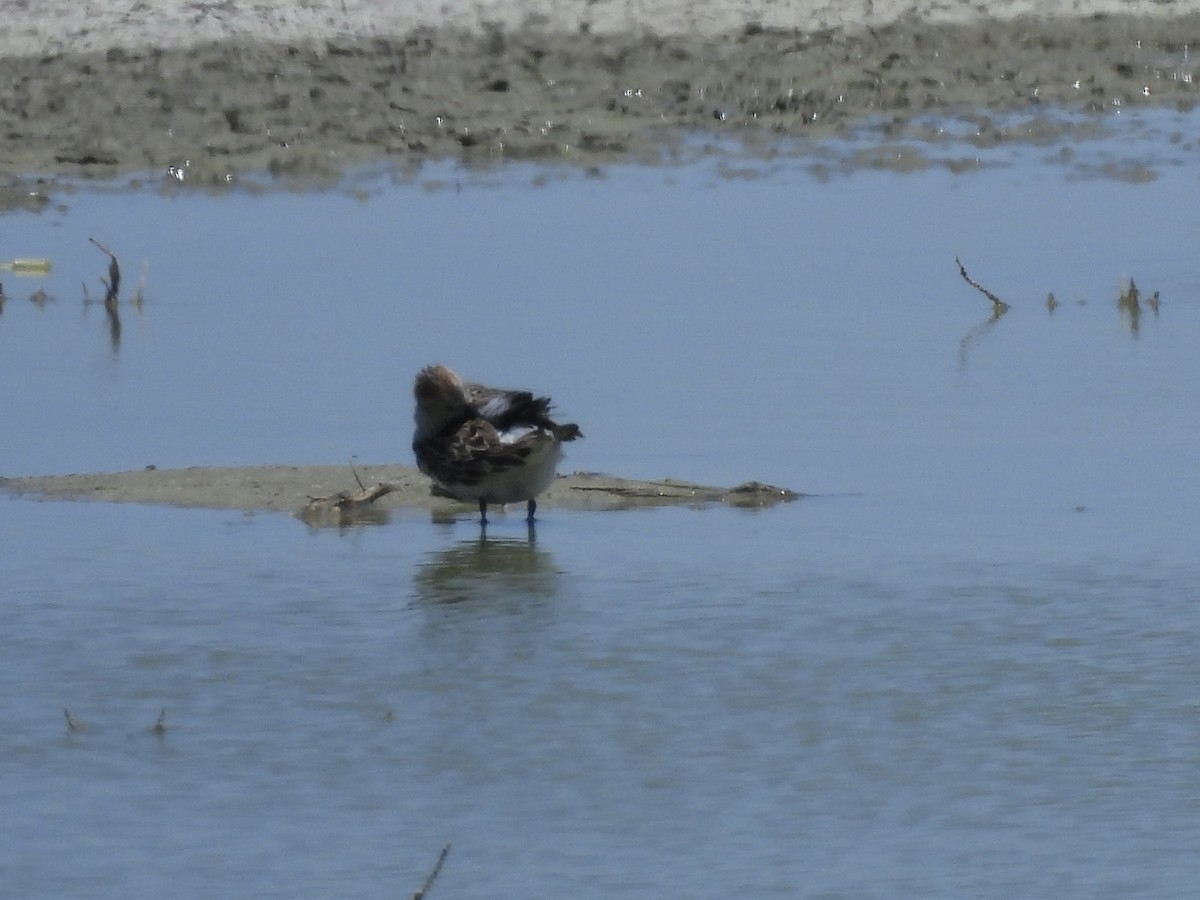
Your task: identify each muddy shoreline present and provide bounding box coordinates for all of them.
[3,8,1200,205]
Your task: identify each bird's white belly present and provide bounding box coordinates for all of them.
[445,440,563,504]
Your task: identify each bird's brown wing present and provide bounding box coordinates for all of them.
[464,380,586,437]
[417,418,547,487]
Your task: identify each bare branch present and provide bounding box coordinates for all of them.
[412,843,452,900]
[350,457,366,492]
[89,237,121,309]
[304,481,397,512]
[955,257,1009,313]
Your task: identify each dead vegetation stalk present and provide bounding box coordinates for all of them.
[412,843,451,900]
[89,237,121,311]
[955,256,1009,314]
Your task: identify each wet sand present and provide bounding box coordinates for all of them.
[0,466,798,520]
[3,1,1200,205]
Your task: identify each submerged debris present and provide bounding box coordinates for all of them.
[63,708,90,734]
[0,257,51,275]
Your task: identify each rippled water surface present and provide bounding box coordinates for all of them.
[3,112,1200,897]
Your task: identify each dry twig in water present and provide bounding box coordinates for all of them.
[412,843,451,900]
[64,708,90,733]
[89,238,121,310]
[955,257,1010,314]
[88,238,124,351]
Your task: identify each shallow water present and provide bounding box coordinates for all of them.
[3,111,1200,897]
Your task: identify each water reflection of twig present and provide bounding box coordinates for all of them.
[954,257,1011,371]
[957,302,1010,371]
[131,261,148,312]
[82,292,123,354]
[955,257,1010,316]
[412,843,451,900]
[105,301,122,353]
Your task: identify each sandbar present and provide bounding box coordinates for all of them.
[0,466,798,521]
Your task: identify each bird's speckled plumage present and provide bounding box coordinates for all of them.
[412,365,582,522]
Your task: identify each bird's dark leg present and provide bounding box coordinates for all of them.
[478,498,488,525]
[526,498,537,522]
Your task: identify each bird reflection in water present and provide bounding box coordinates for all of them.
[413,527,560,607]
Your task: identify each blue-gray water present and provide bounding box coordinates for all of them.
[3,111,1199,897]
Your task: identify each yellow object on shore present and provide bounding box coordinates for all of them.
[0,258,52,274]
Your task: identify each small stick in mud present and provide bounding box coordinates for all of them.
[412,843,451,900]
[955,257,1010,314]
[304,460,399,513]
[350,459,367,492]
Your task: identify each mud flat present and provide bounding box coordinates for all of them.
[3,0,1200,206]
[0,465,797,521]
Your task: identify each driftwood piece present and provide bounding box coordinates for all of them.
[303,462,398,512]
[300,463,400,525]
[304,481,398,511]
